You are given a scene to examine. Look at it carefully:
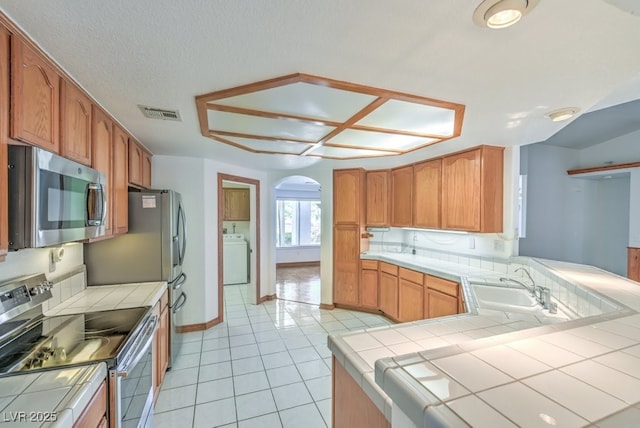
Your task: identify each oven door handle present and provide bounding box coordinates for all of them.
[117,315,158,378]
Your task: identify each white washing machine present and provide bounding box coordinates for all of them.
[223,234,248,285]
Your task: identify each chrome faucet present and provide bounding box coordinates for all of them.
[499,276,536,295]
[500,267,552,310]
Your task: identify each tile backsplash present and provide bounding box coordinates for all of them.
[42,266,87,313]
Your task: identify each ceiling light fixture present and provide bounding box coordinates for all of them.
[473,0,539,29]
[546,107,580,122]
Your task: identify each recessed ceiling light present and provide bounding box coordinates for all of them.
[546,107,580,122]
[473,0,540,29]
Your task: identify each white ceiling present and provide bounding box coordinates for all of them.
[1,0,639,170]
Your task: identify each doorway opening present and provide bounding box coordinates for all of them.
[218,174,260,320]
[274,176,321,305]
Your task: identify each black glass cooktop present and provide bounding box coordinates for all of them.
[0,306,149,374]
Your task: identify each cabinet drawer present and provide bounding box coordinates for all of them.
[361,260,379,270]
[380,262,398,276]
[399,267,423,284]
[426,275,459,297]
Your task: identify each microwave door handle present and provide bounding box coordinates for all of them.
[86,183,105,226]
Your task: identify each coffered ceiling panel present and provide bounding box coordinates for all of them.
[326,129,437,152]
[212,82,377,122]
[214,136,312,155]
[355,100,456,136]
[206,110,335,142]
[197,73,465,159]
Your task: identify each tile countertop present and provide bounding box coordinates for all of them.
[0,363,106,428]
[328,252,640,427]
[43,281,167,316]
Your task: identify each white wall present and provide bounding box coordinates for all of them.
[153,155,272,326]
[0,243,84,282]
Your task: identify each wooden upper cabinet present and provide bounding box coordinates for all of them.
[628,247,640,282]
[0,26,9,262]
[334,169,365,225]
[10,36,60,152]
[441,146,504,232]
[413,159,441,229]
[366,170,390,226]
[391,166,413,227]
[60,80,92,166]
[91,106,113,236]
[223,188,250,221]
[142,150,152,188]
[128,138,152,188]
[112,126,129,235]
[128,139,143,186]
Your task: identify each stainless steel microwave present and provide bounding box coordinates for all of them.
[7,145,107,249]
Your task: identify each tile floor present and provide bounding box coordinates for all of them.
[152,283,393,427]
[275,265,321,306]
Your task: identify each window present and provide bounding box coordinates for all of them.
[276,199,321,247]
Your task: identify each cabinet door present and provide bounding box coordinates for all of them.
[73,381,107,428]
[91,107,113,237]
[333,225,360,306]
[334,169,364,225]
[0,27,8,262]
[112,126,129,235]
[128,139,143,186]
[360,262,379,309]
[379,271,398,319]
[628,247,640,281]
[223,188,250,221]
[60,80,92,166]
[391,166,413,227]
[441,148,481,231]
[11,37,60,152]
[399,278,424,322]
[426,289,458,319]
[413,159,441,228]
[142,150,152,188]
[366,170,389,226]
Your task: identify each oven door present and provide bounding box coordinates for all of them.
[109,314,158,428]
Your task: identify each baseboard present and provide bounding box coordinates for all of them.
[319,303,335,310]
[258,294,277,303]
[276,261,320,268]
[176,316,222,333]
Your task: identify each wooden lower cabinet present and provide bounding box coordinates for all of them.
[334,225,361,306]
[424,274,460,319]
[153,290,169,401]
[360,260,379,309]
[0,26,8,262]
[398,268,424,322]
[73,380,107,428]
[379,263,398,319]
[628,247,640,281]
[333,357,390,428]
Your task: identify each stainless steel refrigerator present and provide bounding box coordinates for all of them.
[84,189,187,369]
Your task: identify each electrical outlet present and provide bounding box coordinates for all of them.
[493,240,505,252]
[468,237,475,249]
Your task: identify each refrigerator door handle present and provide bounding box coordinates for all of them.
[173,292,187,313]
[177,202,187,266]
[172,272,187,291]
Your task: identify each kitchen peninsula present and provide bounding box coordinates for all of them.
[329,252,640,427]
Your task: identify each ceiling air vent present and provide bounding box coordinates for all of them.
[138,105,182,121]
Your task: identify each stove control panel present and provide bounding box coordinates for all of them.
[0,285,31,311]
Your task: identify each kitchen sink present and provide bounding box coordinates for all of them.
[470,283,572,320]
[471,283,541,313]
